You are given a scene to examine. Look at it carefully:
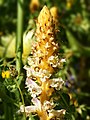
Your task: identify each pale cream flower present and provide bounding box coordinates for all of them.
[43,100,55,111]
[48,109,66,120]
[48,55,61,68]
[50,78,64,90]
[19,98,41,116]
[26,78,42,98]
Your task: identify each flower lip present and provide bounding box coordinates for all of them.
[25,78,42,98]
[43,100,55,111]
[50,78,64,90]
[18,105,38,117]
[48,109,66,119]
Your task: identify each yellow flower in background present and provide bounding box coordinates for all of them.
[2,70,10,78]
[67,2,72,9]
[29,0,40,13]
[66,0,74,9]
[50,6,59,28]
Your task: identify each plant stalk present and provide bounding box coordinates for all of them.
[16,0,24,75]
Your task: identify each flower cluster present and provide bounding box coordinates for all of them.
[20,6,66,120]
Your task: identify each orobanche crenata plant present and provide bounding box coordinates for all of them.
[19,6,66,120]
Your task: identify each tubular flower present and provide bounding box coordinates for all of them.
[21,6,66,119]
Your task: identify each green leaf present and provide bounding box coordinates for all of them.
[59,92,70,109]
[0,46,5,57]
[0,82,19,107]
[54,92,70,110]
[29,113,35,120]
[66,30,90,56]
[71,114,76,120]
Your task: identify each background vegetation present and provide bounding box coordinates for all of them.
[0,0,90,119]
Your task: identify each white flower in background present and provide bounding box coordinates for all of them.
[23,29,34,41]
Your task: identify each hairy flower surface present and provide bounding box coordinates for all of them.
[21,6,66,120]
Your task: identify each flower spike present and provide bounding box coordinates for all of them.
[19,6,66,120]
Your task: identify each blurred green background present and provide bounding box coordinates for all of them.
[0,0,90,119]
